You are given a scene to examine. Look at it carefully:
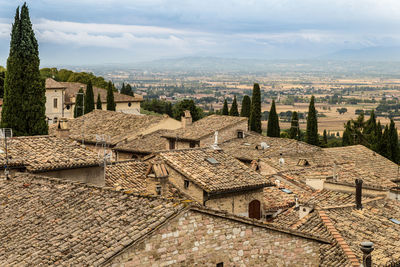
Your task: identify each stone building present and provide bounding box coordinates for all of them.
[146,147,272,219]
[49,110,182,157]
[162,112,248,150]
[0,172,326,266]
[0,135,104,185]
[45,78,143,123]
[272,189,400,266]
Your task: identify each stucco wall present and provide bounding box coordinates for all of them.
[45,89,64,123]
[37,166,104,186]
[109,210,320,267]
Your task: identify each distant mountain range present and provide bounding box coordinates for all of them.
[320,46,400,61]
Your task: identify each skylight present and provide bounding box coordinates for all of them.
[206,157,219,164]
[280,188,293,194]
[389,218,400,225]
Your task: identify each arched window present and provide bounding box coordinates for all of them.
[248,200,261,219]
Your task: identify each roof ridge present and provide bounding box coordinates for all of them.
[318,210,360,267]
[321,196,385,210]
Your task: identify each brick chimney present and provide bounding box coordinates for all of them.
[360,241,374,267]
[181,110,192,128]
[55,118,70,138]
[355,179,363,210]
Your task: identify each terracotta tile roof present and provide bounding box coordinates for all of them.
[163,114,247,141]
[113,129,173,153]
[0,172,187,266]
[45,78,66,89]
[105,160,148,191]
[157,148,271,194]
[0,135,101,172]
[220,132,321,161]
[50,110,171,145]
[54,81,143,104]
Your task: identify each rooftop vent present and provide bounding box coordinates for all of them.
[206,157,219,164]
[279,153,285,167]
[280,188,293,194]
[389,218,400,225]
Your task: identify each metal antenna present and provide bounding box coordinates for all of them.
[0,128,13,180]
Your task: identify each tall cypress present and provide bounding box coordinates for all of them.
[96,93,102,110]
[342,121,352,146]
[322,129,328,147]
[249,83,262,133]
[289,111,300,140]
[106,81,116,111]
[126,83,133,96]
[229,95,239,116]
[120,83,126,94]
[305,96,319,145]
[389,120,399,163]
[84,80,95,114]
[222,99,229,115]
[267,100,280,137]
[380,125,390,159]
[240,95,251,117]
[74,88,84,117]
[2,4,47,136]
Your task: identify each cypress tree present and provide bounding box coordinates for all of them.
[2,4,48,136]
[84,80,95,114]
[120,83,126,94]
[389,120,399,163]
[380,125,390,159]
[289,111,300,140]
[96,93,102,110]
[305,96,319,145]
[342,121,352,146]
[74,88,84,117]
[240,95,251,117]
[249,83,262,133]
[106,81,116,111]
[222,99,229,115]
[323,129,328,147]
[126,83,133,96]
[376,121,383,152]
[267,100,280,137]
[229,95,239,116]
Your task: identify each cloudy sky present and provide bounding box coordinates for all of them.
[1,0,400,66]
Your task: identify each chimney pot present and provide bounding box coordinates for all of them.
[355,179,363,210]
[360,241,374,267]
[181,110,192,128]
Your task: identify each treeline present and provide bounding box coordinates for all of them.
[40,68,117,91]
[342,110,399,163]
[141,99,204,122]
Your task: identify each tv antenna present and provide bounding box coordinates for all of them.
[0,128,13,180]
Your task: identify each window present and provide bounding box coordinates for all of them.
[156,185,162,195]
[66,105,70,110]
[237,131,244,139]
[53,117,58,124]
[128,102,132,107]
[53,98,58,109]
[184,180,190,189]
[206,157,218,164]
[190,142,196,148]
[216,263,224,267]
[169,140,175,150]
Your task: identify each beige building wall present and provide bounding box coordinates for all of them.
[45,89,64,124]
[166,166,204,203]
[110,210,321,267]
[206,188,264,217]
[200,120,248,146]
[37,166,104,186]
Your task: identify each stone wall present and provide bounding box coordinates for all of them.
[166,165,204,203]
[206,188,264,217]
[323,182,388,196]
[109,209,320,267]
[200,120,248,147]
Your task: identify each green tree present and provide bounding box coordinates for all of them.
[389,119,399,163]
[106,81,116,111]
[2,4,47,136]
[342,121,352,146]
[120,83,126,94]
[240,95,251,117]
[249,83,262,133]
[289,111,300,140]
[172,99,204,122]
[222,99,229,115]
[126,83,133,96]
[74,88,84,117]
[0,69,5,98]
[305,96,319,145]
[267,100,280,137]
[380,125,390,159]
[96,93,102,110]
[322,129,328,147]
[229,95,239,116]
[165,102,173,117]
[84,80,95,114]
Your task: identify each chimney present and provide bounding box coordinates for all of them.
[181,110,192,128]
[55,118,70,138]
[211,131,221,150]
[355,179,363,210]
[279,153,284,167]
[360,241,374,267]
[333,161,338,181]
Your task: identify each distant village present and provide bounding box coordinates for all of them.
[2,3,400,267]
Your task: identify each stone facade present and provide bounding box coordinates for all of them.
[200,120,248,147]
[109,209,321,267]
[45,88,65,124]
[38,165,105,186]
